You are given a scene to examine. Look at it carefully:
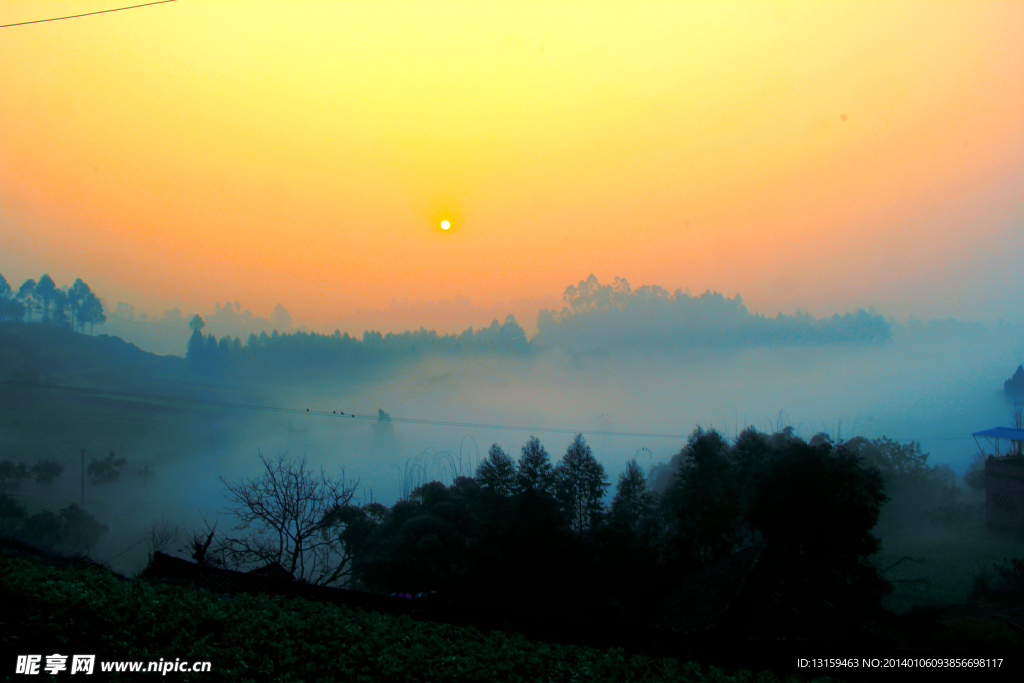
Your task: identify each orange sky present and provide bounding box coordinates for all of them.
[1,0,1022,333]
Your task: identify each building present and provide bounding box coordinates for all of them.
[971,427,1024,530]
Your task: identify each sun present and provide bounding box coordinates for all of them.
[440,220,451,230]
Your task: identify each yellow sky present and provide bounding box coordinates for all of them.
[1,0,1022,331]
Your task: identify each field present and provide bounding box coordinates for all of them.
[874,525,1024,613]
[1,551,828,683]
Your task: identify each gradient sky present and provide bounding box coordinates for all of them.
[1,0,1022,333]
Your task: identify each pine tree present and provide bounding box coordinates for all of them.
[553,434,608,535]
[476,444,516,497]
[515,436,554,495]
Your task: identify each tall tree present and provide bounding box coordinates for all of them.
[77,290,105,333]
[68,279,92,331]
[662,427,739,565]
[17,279,36,322]
[476,444,516,497]
[750,438,889,609]
[730,426,772,541]
[553,434,609,536]
[515,436,555,495]
[51,288,71,329]
[34,274,57,323]
[0,274,24,321]
[608,458,655,537]
[187,315,206,364]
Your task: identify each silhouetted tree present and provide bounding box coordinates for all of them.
[187,315,205,365]
[476,444,516,497]
[218,452,360,585]
[599,458,663,623]
[87,450,127,486]
[515,436,555,495]
[750,438,889,608]
[204,333,218,363]
[76,287,105,333]
[68,279,89,331]
[662,428,739,565]
[51,288,72,329]
[0,274,25,321]
[608,458,655,537]
[730,426,772,541]
[17,279,37,322]
[34,274,57,323]
[553,434,608,536]
[320,501,388,584]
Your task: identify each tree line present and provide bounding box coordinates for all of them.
[0,273,105,333]
[535,274,891,351]
[190,426,972,628]
[183,312,530,376]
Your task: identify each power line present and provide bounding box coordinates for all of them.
[2,378,980,443]
[0,0,176,28]
[3,379,691,440]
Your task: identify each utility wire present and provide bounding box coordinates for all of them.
[0,0,176,28]
[2,378,976,442]
[2,379,690,440]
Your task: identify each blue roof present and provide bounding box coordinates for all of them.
[972,427,1024,440]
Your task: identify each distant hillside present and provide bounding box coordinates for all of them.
[0,321,182,387]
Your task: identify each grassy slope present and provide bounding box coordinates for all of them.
[0,554,828,683]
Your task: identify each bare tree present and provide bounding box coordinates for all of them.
[144,516,179,561]
[218,451,360,586]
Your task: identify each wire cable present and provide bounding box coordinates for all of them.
[2,379,692,440]
[0,0,176,28]
[2,379,976,443]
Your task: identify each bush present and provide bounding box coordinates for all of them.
[18,504,107,554]
[1,554,795,683]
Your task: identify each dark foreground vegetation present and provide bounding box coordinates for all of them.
[2,543,835,683]
[2,535,1021,682]
[6,426,1019,680]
